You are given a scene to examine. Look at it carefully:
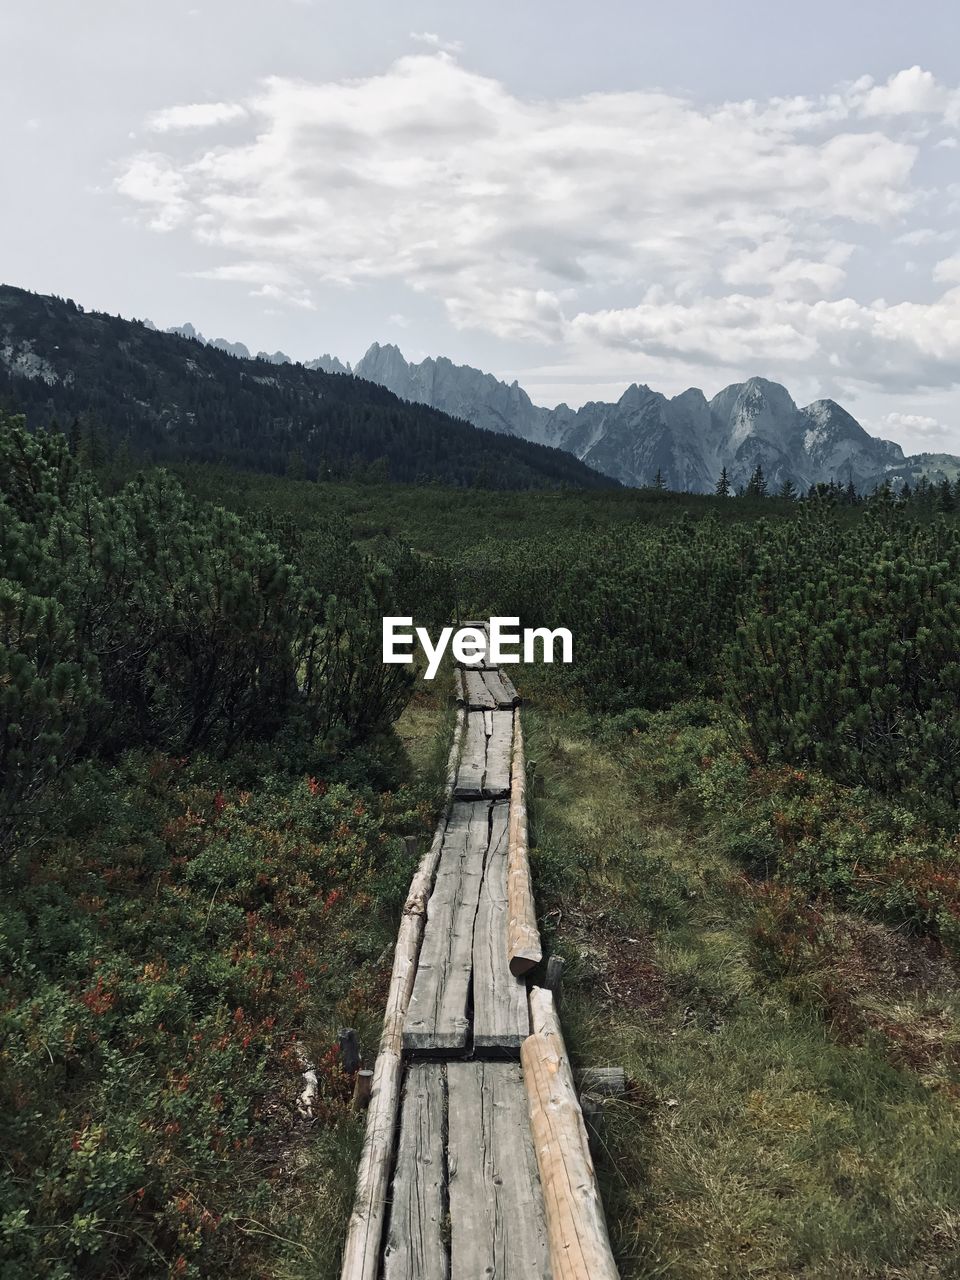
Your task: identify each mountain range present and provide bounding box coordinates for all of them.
[351,345,916,493]
[0,286,612,491]
[153,326,951,493]
[6,287,953,493]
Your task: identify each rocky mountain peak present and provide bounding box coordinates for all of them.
[711,377,800,449]
[350,346,918,493]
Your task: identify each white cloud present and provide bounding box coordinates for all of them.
[934,255,960,284]
[116,56,960,390]
[251,283,315,308]
[115,153,189,230]
[894,227,954,246]
[571,290,960,391]
[147,102,248,132]
[881,410,951,440]
[851,66,960,124]
[410,32,463,53]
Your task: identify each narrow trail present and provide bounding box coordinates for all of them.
[340,627,619,1280]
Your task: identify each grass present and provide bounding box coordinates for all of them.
[521,682,960,1279]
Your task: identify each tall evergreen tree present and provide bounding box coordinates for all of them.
[715,467,731,498]
[746,465,768,498]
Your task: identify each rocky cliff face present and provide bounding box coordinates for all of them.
[352,345,908,492]
[304,353,351,375]
[353,342,544,437]
[158,323,351,376]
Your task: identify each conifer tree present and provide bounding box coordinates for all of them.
[715,467,730,498]
[746,464,767,498]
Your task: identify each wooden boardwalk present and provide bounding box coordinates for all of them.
[404,799,528,1055]
[340,625,619,1280]
[382,1061,551,1280]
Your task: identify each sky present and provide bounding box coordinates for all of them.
[3,0,960,452]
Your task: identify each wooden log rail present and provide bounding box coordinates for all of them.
[507,717,541,975]
[338,705,465,1280]
[522,987,620,1280]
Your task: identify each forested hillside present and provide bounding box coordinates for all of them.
[0,286,614,491]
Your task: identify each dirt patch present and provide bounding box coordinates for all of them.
[828,915,956,1001]
[819,915,960,1078]
[562,905,671,1018]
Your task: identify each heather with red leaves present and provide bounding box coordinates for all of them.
[0,751,435,1278]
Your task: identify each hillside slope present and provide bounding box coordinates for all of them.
[0,287,614,490]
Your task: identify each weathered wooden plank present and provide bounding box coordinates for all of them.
[473,800,529,1052]
[454,710,513,799]
[464,669,497,710]
[340,713,463,1279]
[478,669,520,708]
[483,710,514,797]
[454,713,488,798]
[507,716,541,976]
[482,669,519,706]
[403,804,488,1053]
[522,988,619,1280]
[497,670,520,704]
[382,1065,449,1280]
[340,708,465,1280]
[447,1062,552,1280]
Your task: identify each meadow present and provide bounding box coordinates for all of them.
[2,423,959,1277]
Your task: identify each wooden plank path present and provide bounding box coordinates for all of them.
[462,668,520,710]
[383,1061,552,1280]
[340,626,619,1280]
[404,799,528,1054]
[453,709,513,799]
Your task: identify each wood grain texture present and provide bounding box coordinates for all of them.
[472,800,530,1052]
[507,717,541,976]
[339,709,464,1280]
[483,710,514,796]
[522,988,619,1280]
[403,803,488,1053]
[497,670,520,704]
[447,1062,553,1280]
[481,669,520,708]
[454,712,488,798]
[382,1064,449,1280]
[464,669,497,710]
[577,1067,627,1098]
[454,710,513,799]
